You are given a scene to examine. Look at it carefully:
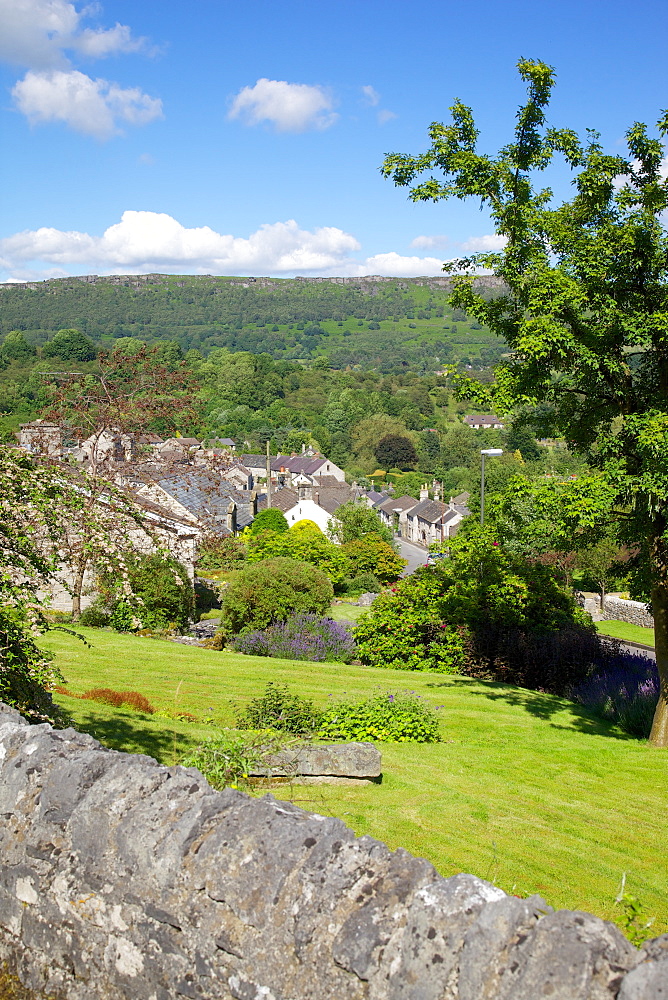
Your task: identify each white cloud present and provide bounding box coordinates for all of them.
[377,109,397,125]
[0,212,359,275]
[361,84,380,107]
[228,78,337,133]
[460,234,507,252]
[12,69,163,138]
[0,0,148,66]
[72,23,149,59]
[0,211,458,280]
[410,234,449,250]
[0,0,158,136]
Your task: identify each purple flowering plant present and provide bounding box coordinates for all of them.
[233,614,356,664]
[571,653,659,738]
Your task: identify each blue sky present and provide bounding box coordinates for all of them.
[1,0,666,282]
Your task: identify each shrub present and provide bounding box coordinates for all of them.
[236,682,322,735]
[197,535,247,571]
[233,614,355,663]
[463,625,615,695]
[78,600,111,627]
[80,688,155,714]
[220,557,333,634]
[247,522,351,588]
[249,508,289,535]
[342,573,381,594]
[571,654,659,737]
[181,729,293,790]
[341,534,406,584]
[354,575,469,673]
[318,690,441,742]
[354,529,600,691]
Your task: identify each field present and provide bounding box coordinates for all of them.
[41,627,668,936]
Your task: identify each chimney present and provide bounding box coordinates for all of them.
[302,443,306,453]
[249,489,257,516]
[226,501,237,534]
[314,491,320,506]
[420,483,429,500]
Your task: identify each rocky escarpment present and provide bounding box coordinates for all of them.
[0,702,666,999]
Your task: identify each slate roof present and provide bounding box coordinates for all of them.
[451,491,470,505]
[274,455,328,476]
[155,470,263,531]
[376,494,418,514]
[267,487,299,512]
[406,499,448,524]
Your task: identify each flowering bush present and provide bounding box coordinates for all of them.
[354,574,469,673]
[318,690,441,742]
[233,614,355,663]
[354,527,600,691]
[571,654,659,738]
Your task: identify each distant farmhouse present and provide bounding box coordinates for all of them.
[463,414,505,430]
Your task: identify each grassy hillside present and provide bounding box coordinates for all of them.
[0,274,505,371]
[42,627,668,936]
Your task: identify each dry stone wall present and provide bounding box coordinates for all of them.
[1,702,667,999]
[603,597,654,630]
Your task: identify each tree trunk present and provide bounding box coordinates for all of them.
[649,579,668,747]
[71,557,88,621]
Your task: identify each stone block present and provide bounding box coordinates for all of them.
[250,741,381,778]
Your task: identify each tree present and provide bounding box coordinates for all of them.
[42,328,96,362]
[38,345,201,615]
[249,508,289,535]
[576,537,628,608]
[375,434,418,471]
[1,330,35,361]
[41,344,200,470]
[382,60,668,745]
[341,534,406,584]
[0,447,87,721]
[247,521,351,588]
[328,499,395,546]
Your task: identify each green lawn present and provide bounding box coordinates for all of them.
[41,627,668,935]
[596,620,655,647]
[328,603,367,623]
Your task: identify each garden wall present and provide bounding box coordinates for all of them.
[1,701,666,1000]
[603,597,654,630]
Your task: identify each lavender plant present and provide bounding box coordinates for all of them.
[233,614,355,664]
[571,654,659,738]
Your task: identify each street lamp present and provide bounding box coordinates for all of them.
[480,449,503,526]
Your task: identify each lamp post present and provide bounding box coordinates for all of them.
[480,449,503,526]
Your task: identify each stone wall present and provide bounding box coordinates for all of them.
[603,596,654,630]
[1,702,666,999]
[579,594,655,631]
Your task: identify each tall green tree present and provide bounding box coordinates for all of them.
[382,58,668,744]
[42,328,96,362]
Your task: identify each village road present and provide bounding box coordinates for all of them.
[397,537,430,576]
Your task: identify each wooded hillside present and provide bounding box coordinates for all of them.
[0,273,505,373]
